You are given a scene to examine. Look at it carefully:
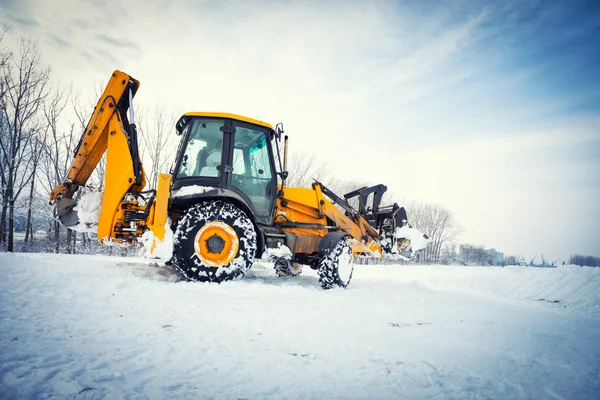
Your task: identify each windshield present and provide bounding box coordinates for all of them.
[175,117,276,218]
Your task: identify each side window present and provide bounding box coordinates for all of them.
[178,137,207,177]
[232,148,246,175]
[249,136,271,179]
[199,138,222,177]
[229,128,275,218]
[170,124,189,174]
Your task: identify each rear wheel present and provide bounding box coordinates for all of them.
[173,200,257,282]
[273,257,303,277]
[318,238,354,289]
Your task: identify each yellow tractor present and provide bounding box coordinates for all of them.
[50,70,427,289]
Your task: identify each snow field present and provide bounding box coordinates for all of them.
[1,253,599,399]
[359,264,600,312]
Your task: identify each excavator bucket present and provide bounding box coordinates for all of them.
[53,190,104,233]
[55,197,80,228]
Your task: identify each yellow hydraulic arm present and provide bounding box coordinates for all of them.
[49,70,170,246]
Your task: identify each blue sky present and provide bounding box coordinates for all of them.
[1,0,598,260]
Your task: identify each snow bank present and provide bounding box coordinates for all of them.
[365,264,600,312]
[261,243,293,260]
[395,225,429,252]
[140,219,174,260]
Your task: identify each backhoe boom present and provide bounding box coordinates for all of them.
[49,70,170,245]
[50,70,142,201]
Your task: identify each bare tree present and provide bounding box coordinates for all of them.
[138,103,178,190]
[284,151,331,189]
[0,38,50,251]
[38,87,78,253]
[0,29,11,246]
[23,135,44,243]
[569,254,600,267]
[284,151,396,213]
[406,202,462,264]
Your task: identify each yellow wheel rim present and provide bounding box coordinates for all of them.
[194,222,239,267]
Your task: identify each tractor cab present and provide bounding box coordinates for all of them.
[171,113,279,225]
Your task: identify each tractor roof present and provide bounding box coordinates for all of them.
[183,112,273,130]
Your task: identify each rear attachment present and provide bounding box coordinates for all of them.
[54,189,103,233]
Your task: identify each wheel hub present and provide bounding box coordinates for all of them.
[206,234,225,253]
[194,221,240,267]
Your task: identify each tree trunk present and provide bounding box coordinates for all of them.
[28,218,33,243]
[0,201,6,244]
[24,172,36,244]
[8,197,14,252]
[54,220,60,253]
[66,228,72,254]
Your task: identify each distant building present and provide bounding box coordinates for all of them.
[459,244,504,266]
[486,248,504,265]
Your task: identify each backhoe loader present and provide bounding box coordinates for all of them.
[49,70,427,289]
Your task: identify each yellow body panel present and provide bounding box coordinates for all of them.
[183,112,273,129]
[147,174,172,253]
[97,117,147,240]
[275,187,328,254]
[350,240,372,254]
[276,183,384,257]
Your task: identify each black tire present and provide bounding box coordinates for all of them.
[318,238,354,289]
[173,200,257,283]
[273,257,303,277]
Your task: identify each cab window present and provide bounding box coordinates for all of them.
[177,120,223,178]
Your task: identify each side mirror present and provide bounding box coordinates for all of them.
[275,122,284,142]
[175,116,187,136]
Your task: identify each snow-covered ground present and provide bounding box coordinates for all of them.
[1,253,599,399]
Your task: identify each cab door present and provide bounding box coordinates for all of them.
[227,121,278,222]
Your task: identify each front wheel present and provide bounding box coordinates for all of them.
[318,238,354,289]
[172,200,257,282]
